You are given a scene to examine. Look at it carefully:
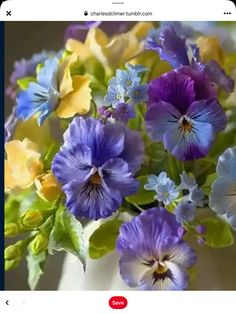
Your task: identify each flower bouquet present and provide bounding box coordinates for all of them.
[4,21,236,290]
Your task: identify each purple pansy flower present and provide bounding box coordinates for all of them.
[146,68,227,160]
[117,208,197,290]
[52,117,144,220]
[145,25,234,93]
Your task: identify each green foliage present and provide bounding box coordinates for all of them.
[126,175,155,206]
[89,219,123,259]
[26,251,46,290]
[200,217,234,248]
[17,77,35,90]
[48,206,86,270]
[202,173,217,195]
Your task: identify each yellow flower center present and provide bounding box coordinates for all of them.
[90,172,102,185]
[134,91,141,97]
[179,116,193,134]
[127,80,132,86]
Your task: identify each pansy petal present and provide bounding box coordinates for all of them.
[148,71,195,113]
[139,263,188,291]
[119,127,144,174]
[206,60,234,93]
[56,75,92,118]
[187,98,227,132]
[209,177,236,215]
[146,101,180,141]
[119,253,150,287]
[101,158,139,197]
[37,57,59,89]
[64,180,122,219]
[16,82,49,121]
[164,241,197,268]
[163,120,215,160]
[216,147,236,180]
[52,144,93,185]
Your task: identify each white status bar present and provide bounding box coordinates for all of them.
[0,0,236,21]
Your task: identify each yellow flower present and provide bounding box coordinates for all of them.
[56,54,92,118]
[5,138,43,192]
[196,36,225,66]
[66,22,154,70]
[13,116,52,153]
[35,172,61,202]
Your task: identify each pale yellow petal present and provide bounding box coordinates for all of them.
[65,39,92,62]
[13,117,52,153]
[56,75,91,118]
[35,172,61,202]
[196,36,225,66]
[5,138,43,192]
[58,53,78,98]
[131,22,154,40]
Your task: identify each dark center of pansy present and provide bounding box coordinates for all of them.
[142,256,172,284]
[179,116,193,134]
[90,172,102,185]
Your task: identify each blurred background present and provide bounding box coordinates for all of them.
[4,22,71,290]
[4,22,236,291]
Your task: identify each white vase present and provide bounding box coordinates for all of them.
[58,218,236,290]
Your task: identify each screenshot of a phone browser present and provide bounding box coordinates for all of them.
[1,0,236,312]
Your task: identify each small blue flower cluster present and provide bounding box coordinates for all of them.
[101,63,149,123]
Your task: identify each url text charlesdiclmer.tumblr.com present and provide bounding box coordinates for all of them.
[90,11,153,16]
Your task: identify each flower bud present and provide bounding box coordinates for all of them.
[195,224,207,235]
[5,259,20,271]
[4,245,22,261]
[4,223,19,237]
[197,236,206,246]
[20,209,44,229]
[30,233,48,255]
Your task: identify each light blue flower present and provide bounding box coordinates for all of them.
[175,200,196,223]
[189,185,204,207]
[127,84,149,105]
[179,171,196,191]
[104,84,125,108]
[16,57,60,125]
[125,63,148,74]
[209,146,236,229]
[115,68,141,91]
[145,172,179,205]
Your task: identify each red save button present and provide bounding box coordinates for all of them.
[109,296,128,309]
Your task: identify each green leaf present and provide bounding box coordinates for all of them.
[26,251,46,290]
[201,217,234,248]
[126,176,155,206]
[17,77,36,90]
[202,173,217,195]
[48,206,86,270]
[89,219,123,259]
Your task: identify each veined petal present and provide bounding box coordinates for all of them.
[16,82,49,121]
[187,98,227,132]
[101,158,139,197]
[52,144,93,185]
[37,57,59,89]
[209,177,236,215]
[216,147,236,180]
[148,71,195,113]
[163,120,215,160]
[146,101,180,141]
[56,75,92,118]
